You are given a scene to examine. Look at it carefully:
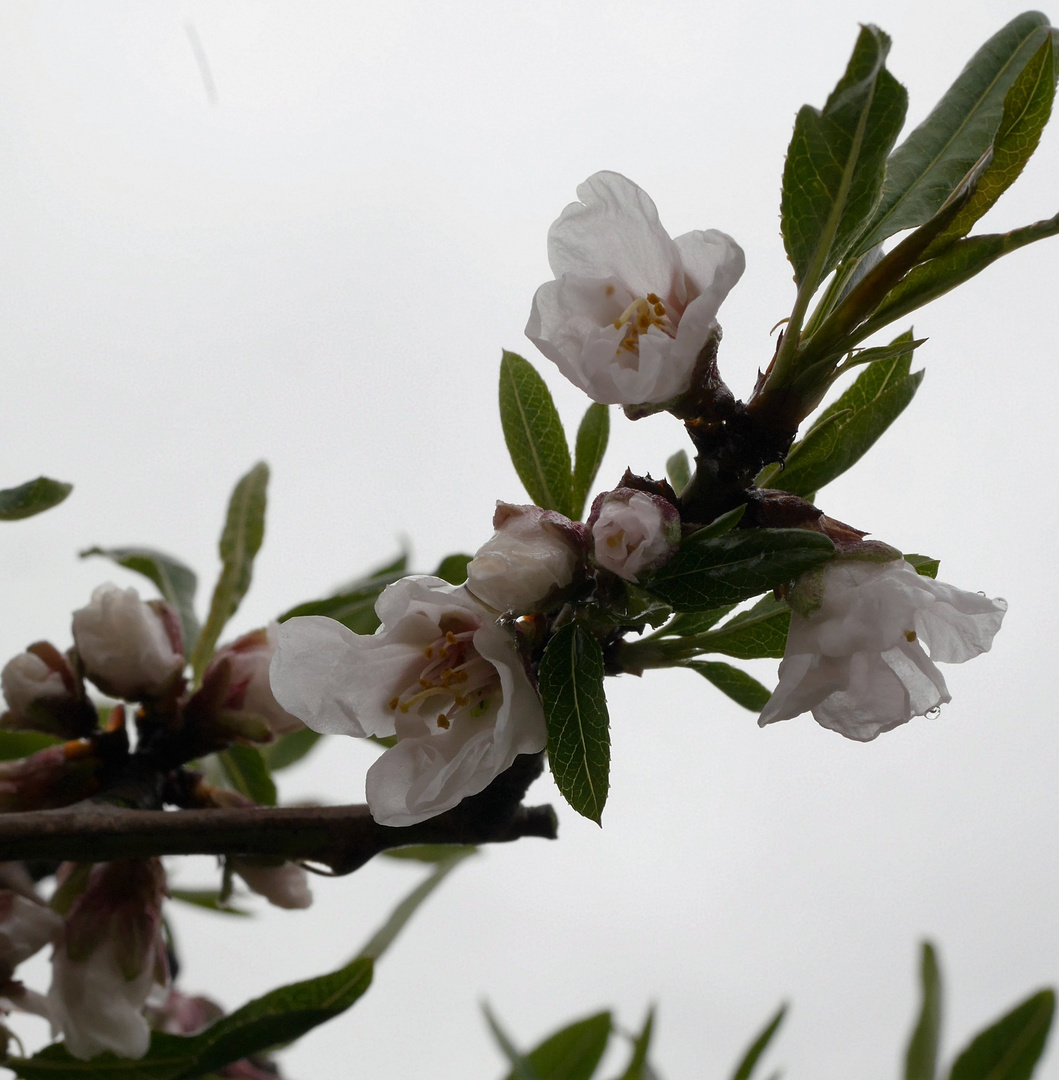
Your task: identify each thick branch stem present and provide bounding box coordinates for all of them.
[0,800,558,876]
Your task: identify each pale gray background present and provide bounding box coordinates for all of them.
[0,2,1055,1077]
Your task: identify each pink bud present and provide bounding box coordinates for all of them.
[588,488,680,582]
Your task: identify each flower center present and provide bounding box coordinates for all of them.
[388,623,498,731]
[612,293,676,355]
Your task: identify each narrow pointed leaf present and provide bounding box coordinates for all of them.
[933,32,1055,249]
[770,332,924,497]
[278,553,408,634]
[485,1003,539,1080]
[698,595,792,660]
[355,849,474,961]
[655,603,739,640]
[81,546,200,654]
[687,661,772,712]
[572,403,609,520]
[218,744,276,807]
[6,958,373,1079]
[648,530,834,612]
[854,12,1054,254]
[610,1007,659,1080]
[859,214,1059,338]
[781,25,907,287]
[905,554,941,579]
[0,477,72,521]
[731,1004,787,1080]
[190,463,269,680]
[539,624,610,824]
[905,942,942,1080]
[500,1012,613,1080]
[499,351,573,516]
[948,989,1055,1080]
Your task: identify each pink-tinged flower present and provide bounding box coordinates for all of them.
[526,171,745,406]
[229,859,312,910]
[204,625,304,737]
[467,503,585,613]
[759,558,1007,741]
[71,585,184,701]
[49,859,168,1060]
[270,577,547,827]
[0,742,101,812]
[589,488,680,582]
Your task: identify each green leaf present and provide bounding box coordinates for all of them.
[933,31,1055,249]
[684,504,746,542]
[905,554,941,579]
[6,958,374,1080]
[0,477,72,521]
[854,13,1055,255]
[859,213,1059,338]
[948,989,1055,1080]
[905,943,942,1080]
[653,603,739,640]
[499,351,573,516]
[701,595,792,660]
[571,403,609,520]
[190,463,269,681]
[278,553,408,635]
[258,727,322,772]
[485,1003,539,1080]
[769,331,924,497]
[218,744,276,807]
[500,1012,613,1080]
[434,553,472,585]
[168,888,250,917]
[666,450,691,497]
[648,530,834,613]
[781,25,907,288]
[609,1007,658,1080]
[354,849,474,961]
[0,730,63,761]
[730,1004,787,1080]
[687,661,772,712]
[81,546,200,655]
[538,624,610,824]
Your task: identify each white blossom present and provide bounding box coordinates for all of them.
[590,489,680,582]
[467,503,584,613]
[0,891,62,978]
[270,577,546,826]
[526,171,745,406]
[230,859,312,910]
[759,558,1007,741]
[71,585,184,701]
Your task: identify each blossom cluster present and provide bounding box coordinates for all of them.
[0,584,313,1059]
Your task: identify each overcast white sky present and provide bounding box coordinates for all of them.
[0,2,1056,1078]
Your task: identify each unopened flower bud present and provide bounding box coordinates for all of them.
[229,858,312,910]
[72,585,184,701]
[148,988,224,1036]
[204,625,303,738]
[49,859,168,1060]
[1,643,98,739]
[589,488,680,582]
[467,503,585,613]
[0,742,101,812]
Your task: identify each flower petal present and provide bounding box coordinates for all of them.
[547,172,685,302]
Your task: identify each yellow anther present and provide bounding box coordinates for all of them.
[389,696,399,710]
[445,631,457,643]
[646,292,661,304]
[653,302,666,316]
[905,630,917,642]
[419,678,433,689]
[424,646,433,659]
[605,283,615,296]
[437,714,450,729]
[606,531,624,549]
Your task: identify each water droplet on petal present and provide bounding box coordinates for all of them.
[996,597,1006,604]
[925,706,941,720]
[976,591,986,596]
